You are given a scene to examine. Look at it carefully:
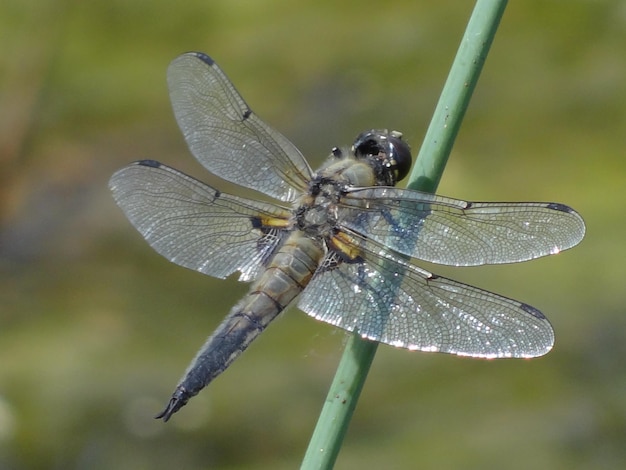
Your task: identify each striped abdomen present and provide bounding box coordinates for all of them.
[156,231,324,421]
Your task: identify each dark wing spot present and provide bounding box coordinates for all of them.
[546,202,573,214]
[242,109,252,120]
[335,251,365,265]
[519,302,547,320]
[192,52,215,66]
[137,159,162,168]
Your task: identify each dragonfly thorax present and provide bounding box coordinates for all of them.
[294,177,344,239]
[293,131,411,241]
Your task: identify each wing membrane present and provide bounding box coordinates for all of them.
[109,160,290,281]
[298,232,554,358]
[338,187,586,266]
[167,53,312,202]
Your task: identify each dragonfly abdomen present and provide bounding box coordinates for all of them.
[156,231,325,421]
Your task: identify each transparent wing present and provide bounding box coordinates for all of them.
[167,52,312,202]
[298,232,554,358]
[338,187,586,266]
[109,160,291,281]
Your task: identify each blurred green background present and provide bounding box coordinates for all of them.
[1,1,625,468]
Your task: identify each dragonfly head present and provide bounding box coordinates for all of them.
[352,130,412,186]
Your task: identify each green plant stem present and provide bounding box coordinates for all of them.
[300,1,508,469]
[408,0,508,193]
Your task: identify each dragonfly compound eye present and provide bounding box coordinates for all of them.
[387,131,412,182]
[352,129,412,185]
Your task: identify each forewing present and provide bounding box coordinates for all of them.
[298,232,554,358]
[109,160,291,281]
[338,187,585,266]
[167,52,312,202]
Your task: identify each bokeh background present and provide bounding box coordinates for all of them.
[2,1,625,468]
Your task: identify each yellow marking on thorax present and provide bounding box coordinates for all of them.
[330,232,362,260]
[258,215,291,228]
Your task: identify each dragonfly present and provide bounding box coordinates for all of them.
[109,52,585,422]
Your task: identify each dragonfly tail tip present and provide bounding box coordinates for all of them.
[154,387,190,422]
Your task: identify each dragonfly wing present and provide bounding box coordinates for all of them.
[167,52,312,202]
[338,187,585,266]
[298,231,554,358]
[109,160,291,281]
